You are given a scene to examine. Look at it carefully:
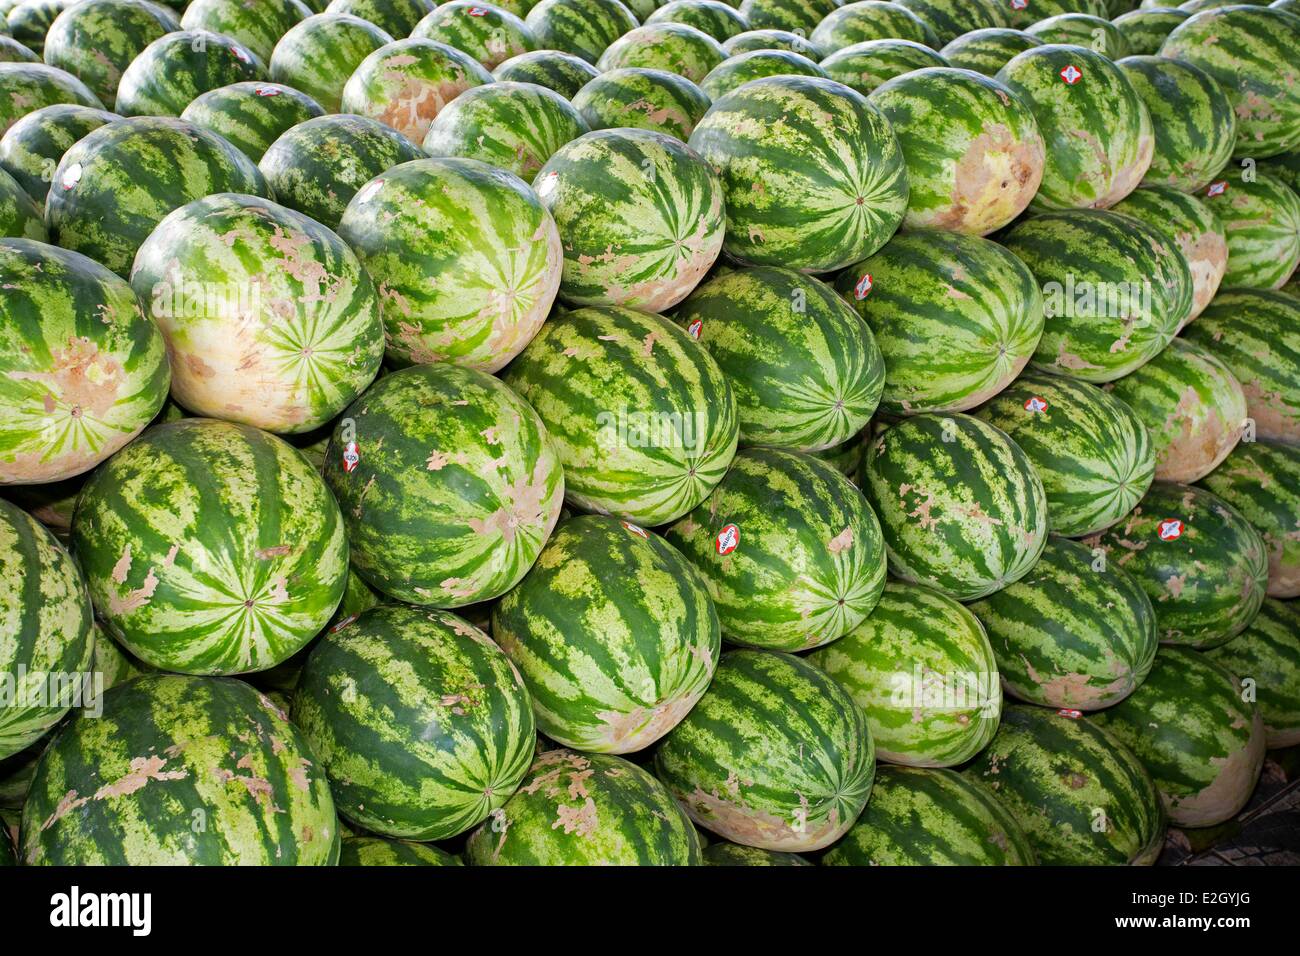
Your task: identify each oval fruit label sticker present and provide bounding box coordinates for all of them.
[686,319,703,340]
[715,524,739,556]
[1158,519,1183,541]
[342,441,360,473]
[853,273,873,299]
[1056,708,1082,719]
[1023,396,1048,413]
[622,521,649,539]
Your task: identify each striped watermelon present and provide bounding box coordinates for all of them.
[503,305,737,524]
[1199,438,1300,598]
[21,674,338,864]
[523,0,639,65]
[646,0,749,41]
[268,13,393,113]
[664,447,888,650]
[969,536,1158,709]
[1179,289,1300,444]
[1000,209,1191,383]
[807,580,1000,766]
[863,412,1048,601]
[294,605,536,840]
[823,766,1035,865]
[181,0,313,64]
[411,2,536,69]
[114,30,266,117]
[809,1,939,54]
[46,116,269,278]
[671,266,884,450]
[1002,0,1107,29]
[0,166,42,238]
[571,66,711,140]
[0,498,93,759]
[938,28,1041,75]
[5,0,71,55]
[492,514,720,753]
[534,128,723,312]
[0,34,37,60]
[1205,598,1300,747]
[699,49,826,99]
[1091,646,1265,827]
[1088,481,1267,649]
[466,748,702,865]
[973,371,1155,536]
[0,63,103,136]
[0,239,168,484]
[180,81,325,163]
[687,75,909,273]
[739,0,840,32]
[325,0,437,35]
[818,38,949,95]
[1025,13,1129,57]
[0,826,13,866]
[967,704,1165,865]
[1202,167,1300,291]
[703,842,811,864]
[893,0,1006,44]
[43,0,179,106]
[808,428,866,479]
[1112,7,1188,55]
[1,102,121,205]
[130,193,385,433]
[72,419,348,674]
[339,837,463,866]
[491,48,601,97]
[597,23,727,82]
[723,27,823,58]
[835,230,1043,414]
[322,363,563,606]
[653,649,874,851]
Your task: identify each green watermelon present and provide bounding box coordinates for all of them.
[1113,7,1189,55]
[0,240,168,484]
[21,674,338,864]
[268,12,393,112]
[466,748,702,865]
[863,412,1049,601]
[834,231,1042,414]
[739,0,840,32]
[0,104,120,208]
[294,605,536,840]
[687,75,909,273]
[1092,646,1264,827]
[967,704,1165,865]
[42,0,179,106]
[571,66,711,140]
[491,48,601,97]
[999,209,1191,382]
[339,836,463,866]
[723,27,823,58]
[664,447,887,650]
[181,0,313,64]
[0,165,42,239]
[90,619,150,691]
[325,0,437,35]
[1159,5,1300,157]
[1002,0,1108,30]
[502,305,737,524]
[492,514,720,753]
[0,825,14,865]
[698,49,826,100]
[653,649,874,851]
[596,22,727,82]
[1025,13,1129,56]
[1199,439,1300,598]
[0,34,37,61]
[807,580,1000,766]
[180,81,325,163]
[0,498,92,759]
[0,63,103,136]
[816,37,949,95]
[808,427,866,479]
[1201,166,1300,291]
[1260,147,1300,195]
[1205,598,1300,747]
[892,0,1006,44]
[973,371,1155,536]
[1088,481,1267,648]
[809,1,939,53]
[938,27,1041,75]
[258,113,426,228]
[646,0,749,41]
[114,29,266,117]
[823,766,1035,865]
[523,0,639,64]
[410,2,536,69]
[703,842,811,864]
[5,0,71,54]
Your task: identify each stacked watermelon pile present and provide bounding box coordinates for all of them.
[0,0,1298,868]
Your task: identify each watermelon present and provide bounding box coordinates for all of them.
[834,231,1042,414]
[972,371,1155,536]
[293,605,536,840]
[0,166,42,238]
[938,28,1041,75]
[665,447,888,649]
[502,305,737,524]
[653,649,874,851]
[1112,7,1189,55]
[6,473,85,534]
[523,0,639,65]
[723,27,823,58]
[491,48,600,97]
[0,240,168,485]
[42,0,180,106]
[1025,13,1130,57]
[114,30,266,117]
[422,81,588,179]
[466,748,702,865]
[180,81,325,163]
[492,514,721,753]
[268,13,393,113]
[0,104,120,208]
[703,842,811,864]
[671,266,883,449]
[808,428,866,479]
[892,0,1006,44]
[967,704,1165,865]
[817,37,949,95]
[0,63,103,136]
[339,836,463,866]
[1002,0,1107,30]
[258,113,426,229]
[90,619,149,691]
[687,75,909,273]
[738,0,840,32]
[0,34,37,60]
[646,0,749,41]
[534,128,724,312]
[809,1,940,54]
[863,413,1049,601]
[807,580,1000,766]
[1117,56,1236,194]
[181,0,313,64]
[1199,438,1300,598]
[325,0,437,35]
[1260,148,1300,195]
[571,67,711,140]
[823,766,1035,865]
[0,826,13,865]
[1201,167,1300,291]
[130,193,385,433]
[5,0,70,54]
[999,209,1191,382]
[21,674,338,864]
[1087,481,1267,648]
[0,498,93,759]
[1159,5,1300,157]
[699,49,825,100]
[596,23,726,82]
[1205,598,1300,747]
[1180,289,1300,444]
[411,2,537,70]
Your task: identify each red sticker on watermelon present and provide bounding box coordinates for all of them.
[342,441,360,473]
[1056,708,1082,719]
[716,524,739,556]
[853,274,873,299]
[1206,180,1228,198]
[330,614,359,633]
[231,46,251,64]
[1010,0,1027,8]
[255,85,280,97]
[1060,65,1082,85]
[1158,519,1183,541]
[468,5,488,13]
[622,521,649,539]
[1023,396,1048,413]
[686,319,703,340]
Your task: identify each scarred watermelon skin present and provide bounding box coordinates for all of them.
[810,1,938,54]
[938,27,1040,75]
[596,22,727,82]
[21,674,338,865]
[0,165,43,239]
[268,13,393,113]
[180,81,325,163]
[114,29,266,117]
[339,836,463,866]
[411,2,536,70]
[807,580,1000,767]
[181,0,313,64]
[1201,167,1300,291]
[646,0,749,41]
[524,0,639,65]
[0,63,104,136]
[1025,12,1129,57]
[326,0,437,36]
[571,66,711,140]
[492,48,600,97]
[1205,598,1300,747]
[819,38,948,95]
[43,0,180,106]
[699,49,826,100]
[653,649,874,852]
[0,104,119,207]
[1112,8,1188,56]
